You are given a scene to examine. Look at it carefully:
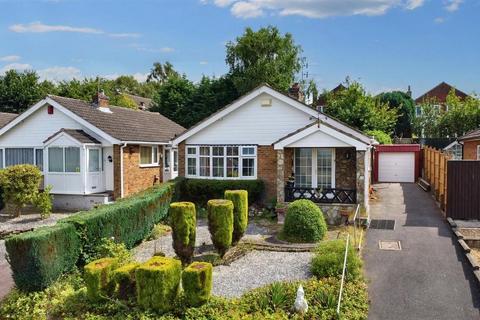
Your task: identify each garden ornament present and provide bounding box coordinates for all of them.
[294,285,308,314]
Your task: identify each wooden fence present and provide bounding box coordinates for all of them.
[446,161,480,220]
[423,147,450,211]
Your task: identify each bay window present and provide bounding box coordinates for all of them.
[294,148,334,189]
[48,146,81,173]
[140,146,159,166]
[186,145,257,179]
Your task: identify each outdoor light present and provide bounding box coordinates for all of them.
[108,155,112,163]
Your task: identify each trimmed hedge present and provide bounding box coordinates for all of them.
[84,257,119,302]
[60,183,173,264]
[207,199,234,257]
[174,177,264,207]
[5,223,80,292]
[136,256,182,311]
[224,190,248,245]
[170,202,196,265]
[182,261,213,306]
[283,199,327,243]
[113,262,140,300]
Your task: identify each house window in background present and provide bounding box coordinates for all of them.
[140,146,159,166]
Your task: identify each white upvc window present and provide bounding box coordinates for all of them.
[477,145,480,160]
[185,145,257,179]
[294,148,335,189]
[48,146,81,173]
[0,147,44,171]
[140,145,159,166]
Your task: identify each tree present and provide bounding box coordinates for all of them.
[377,91,415,138]
[305,79,319,106]
[147,61,179,83]
[114,94,138,109]
[225,26,301,95]
[0,70,46,113]
[323,80,398,133]
[437,93,480,137]
[412,100,441,138]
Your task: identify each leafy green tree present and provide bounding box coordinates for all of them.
[377,91,415,138]
[437,92,480,137]
[114,94,138,109]
[323,80,398,133]
[226,26,301,95]
[365,130,393,144]
[412,99,441,138]
[147,61,179,83]
[0,70,45,113]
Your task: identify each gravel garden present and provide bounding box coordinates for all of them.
[0,177,369,319]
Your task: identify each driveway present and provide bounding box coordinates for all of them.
[364,183,480,320]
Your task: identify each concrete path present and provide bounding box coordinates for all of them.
[364,183,480,320]
[0,240,13,301]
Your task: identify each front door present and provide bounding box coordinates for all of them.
[86,147,103,193]
[163,148,178,181]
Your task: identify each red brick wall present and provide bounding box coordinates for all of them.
[463,140,480,160]
[113,144,163,199]
[178,141,186,177]
[257,145,277,202]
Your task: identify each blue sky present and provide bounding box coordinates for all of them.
[0,0,478,98]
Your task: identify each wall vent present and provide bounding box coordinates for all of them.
[261,98,272,107]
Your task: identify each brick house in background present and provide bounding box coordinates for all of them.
[458,129,480,160]
[414,82,469,116]
[0,92,184,210]
[172,84,377,221]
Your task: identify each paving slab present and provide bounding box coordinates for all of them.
[364,183,480,320]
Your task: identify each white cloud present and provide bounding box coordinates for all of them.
[200,61,209,65]
[445,0,462,12]
[0,55,21,62]
[206,0,425,19]
[9,21,140,38]
[129,43,175,53]
[37,66,81,81]
[104,72,149,83]
[405,0,425,10]
[0,63,32,74]
[434,17,445,23]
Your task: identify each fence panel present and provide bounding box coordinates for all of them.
[422,147,450,210]
[447,161,480,220]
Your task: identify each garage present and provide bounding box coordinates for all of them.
[374,145,421,183]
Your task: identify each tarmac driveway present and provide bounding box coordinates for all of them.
[364,183,480,320]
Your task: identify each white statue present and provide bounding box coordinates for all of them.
[294,285,308,314]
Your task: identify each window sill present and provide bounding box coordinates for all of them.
[185,175,257,180]
[139,164,160,168]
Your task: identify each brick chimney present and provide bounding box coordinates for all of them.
[93,90,110,107]
[288,83,304,102]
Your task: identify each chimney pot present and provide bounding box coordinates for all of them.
[93,90,110,107]
[288,83,304,102]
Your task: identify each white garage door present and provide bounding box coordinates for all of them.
[378,152,415,183]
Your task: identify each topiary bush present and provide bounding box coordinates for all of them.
[84,257,119,302]
[0,164,52,217]
[5,223,80,292]
[207,199,234,257]
[311,239,362,280]
[60,183,173,264]
[224,190,248,245]
[136,256,182,312]
[282,199,327,243]
[170,202,196,265]
[174,178,264,207]
[182,261,213,306]
[112,262,140,300]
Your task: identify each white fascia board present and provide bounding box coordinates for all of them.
[274,124,368,151]
[0,98,121,144]
[122,141,170,145]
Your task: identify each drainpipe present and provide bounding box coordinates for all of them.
[120,142,128,198]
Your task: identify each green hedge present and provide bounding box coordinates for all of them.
[182,261,213,307]
[224,190,248,245]
[283,199,327,243]
[84,257,119,302]
[174,178,264,207]
[207,199,234,257]
[311,239,362,280]
[5,223,80,292]
[60,183,173,264]
[170,202,196,265]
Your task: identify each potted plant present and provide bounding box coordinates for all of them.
[275,202,288,224]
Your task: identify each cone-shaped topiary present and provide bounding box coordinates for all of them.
[112,262,140,300]
[182,261,213,306]
[283,199,327,243]
[84,257,119,302]
[207,199,234,257]
[170,202,196,265]
[135,256,182,311]
[224,190,248,245]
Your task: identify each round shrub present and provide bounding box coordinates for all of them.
[135,256,182,311]
[182,261,213,306]
[283,199,327,243]
[84,257,119,302]
[224,190,248,245]
[170,202,196,265]
[310,239,362,280]
[207,199,234,257]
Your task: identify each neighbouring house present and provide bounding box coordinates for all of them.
[458,129,480,160]
[172,84,377,222]
[443,140,463,160]
[0,92,184,210]
[414,82,469,116]
[124,94,153,110]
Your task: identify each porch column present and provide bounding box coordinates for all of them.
[356,150,366,208]
[276,149,285,203]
